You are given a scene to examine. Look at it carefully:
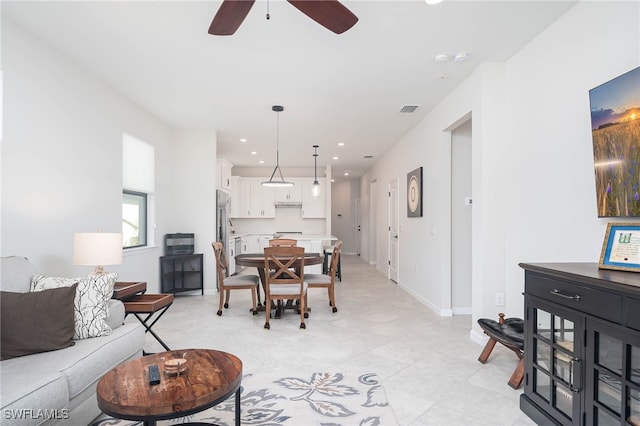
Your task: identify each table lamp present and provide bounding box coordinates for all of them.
[73,232,123,275]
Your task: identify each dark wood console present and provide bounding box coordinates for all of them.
[520,262,640,425]
[160,254,203,295]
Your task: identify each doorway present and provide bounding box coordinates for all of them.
[388,178,399,283]
[451,118,472,314]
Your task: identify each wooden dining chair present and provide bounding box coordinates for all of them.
[263,246,308,329]
[268,238,297,247]
[212,242,259,316]
[306,241,342,313]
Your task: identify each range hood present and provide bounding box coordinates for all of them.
[274,201,302,208]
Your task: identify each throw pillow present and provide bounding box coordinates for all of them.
[30,272,118,339]
[1,284,77,360]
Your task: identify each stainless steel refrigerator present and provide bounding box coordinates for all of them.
[216,190,230,250]
[216,190,231,291]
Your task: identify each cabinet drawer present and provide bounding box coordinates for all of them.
[526,273,622,324]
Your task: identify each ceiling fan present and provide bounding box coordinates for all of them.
[208,0,358,36]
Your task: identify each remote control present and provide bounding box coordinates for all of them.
[148,365,161,386]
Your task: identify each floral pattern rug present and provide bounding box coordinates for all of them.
[92,371,397,426]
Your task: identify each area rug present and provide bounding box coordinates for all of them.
[91,371,397,426]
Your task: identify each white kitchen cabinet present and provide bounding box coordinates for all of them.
[228,244,236,275]
[231,177,275,218]
[259,235,272,249]
[250,179,275,218]
[231,176,251,218]
[240,236,257,254]
[301,178,326,218]
[217,159,233,192]
[274,179,302,203]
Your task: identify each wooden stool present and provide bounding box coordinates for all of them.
[477,313,524,389]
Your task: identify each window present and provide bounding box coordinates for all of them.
[122,190,147,248]
[122,134,155,249]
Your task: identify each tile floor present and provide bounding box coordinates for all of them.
[128,254,536,426]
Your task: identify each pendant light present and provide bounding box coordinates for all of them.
[262,105,294,187]
[311,145,320,198]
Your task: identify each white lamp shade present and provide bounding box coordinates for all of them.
[73,232,123,267]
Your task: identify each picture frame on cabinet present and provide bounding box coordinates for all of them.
[407,167,422,217]
[599,222,640,272]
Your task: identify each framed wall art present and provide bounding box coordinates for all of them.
[589,66,640,217]
[599,222,640,272]
[407,167,422,217]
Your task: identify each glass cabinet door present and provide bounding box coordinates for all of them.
[526,297,583,425]
[585,319,640,425]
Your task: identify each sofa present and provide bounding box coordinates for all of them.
[0,256,145,426]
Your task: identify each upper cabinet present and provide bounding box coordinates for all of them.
[230,176,326,219]
[230,177,275,218]
[301,178,326,218]
[217,159,233,192]
[274,178,302,203]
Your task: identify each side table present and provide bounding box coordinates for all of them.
[124,294,174,352]
[97,349,242,426]
[113,281,147,300]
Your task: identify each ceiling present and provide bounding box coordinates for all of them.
[2,0,576,180]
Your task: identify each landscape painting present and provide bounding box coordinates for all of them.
[590,66,640,217]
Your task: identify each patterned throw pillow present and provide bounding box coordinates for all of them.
[30,273,118,339]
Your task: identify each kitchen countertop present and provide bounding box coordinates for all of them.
[278,234,337,240]
[228,233,336,240]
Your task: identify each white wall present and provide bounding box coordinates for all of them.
[1,19,218,293]
[168,130,217,294]
[360,1,640,336]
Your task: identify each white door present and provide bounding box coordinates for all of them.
[355,198,361,256]
[388,179,399,283]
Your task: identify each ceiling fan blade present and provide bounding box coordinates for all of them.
[208,0,256,36]
[287,0,358,34]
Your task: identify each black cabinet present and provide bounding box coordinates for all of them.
[160,254,203,295]
[520,263,640,425]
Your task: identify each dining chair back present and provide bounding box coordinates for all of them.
[306,240,342,313]
[263,246,308,329]
[268,238,297,247]
[212,242,259,316]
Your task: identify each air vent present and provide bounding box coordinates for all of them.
[400,105,420,113]
[364,155,374,159]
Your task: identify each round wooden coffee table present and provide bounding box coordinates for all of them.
[96,349,242,426]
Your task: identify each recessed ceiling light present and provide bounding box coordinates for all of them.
[240,138,247,142]
[434,53,450,63]
[338,142,345,147]
[454,51,470,62]
[259,160,264,164]
[333,156,339,160]
[425,0,443,4]
[344,172,349,176]
[251,151,257,155]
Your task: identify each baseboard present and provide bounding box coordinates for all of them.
[453,307,472,315]
[470,328,488,346]
[397,281,453,317]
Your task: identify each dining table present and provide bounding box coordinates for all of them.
[234,252,324,315]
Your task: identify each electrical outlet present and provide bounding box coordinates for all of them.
[495,292,505,306]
